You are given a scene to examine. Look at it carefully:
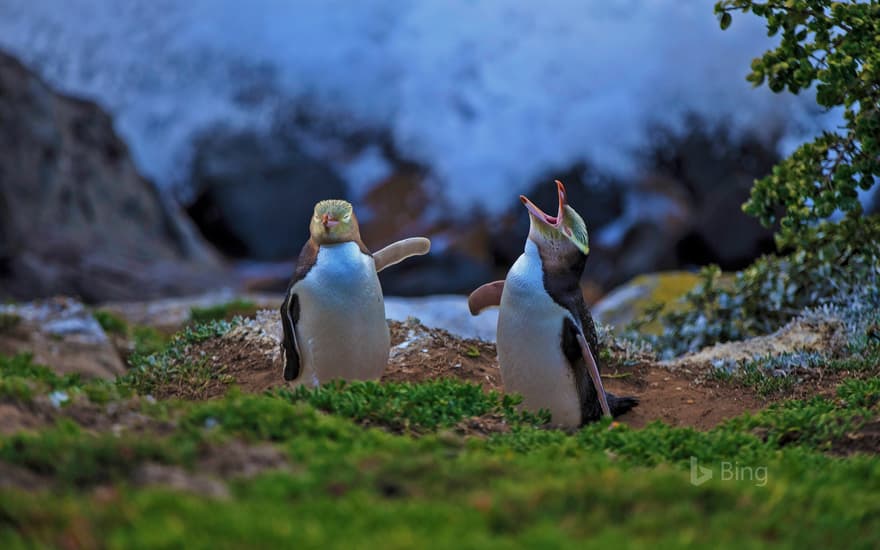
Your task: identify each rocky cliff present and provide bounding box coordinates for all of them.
[0,51,226,302]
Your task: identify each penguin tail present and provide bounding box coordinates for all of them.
[607,392,639,418]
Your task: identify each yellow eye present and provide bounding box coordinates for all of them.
[342,214,352,222]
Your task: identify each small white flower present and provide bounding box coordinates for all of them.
[48,390,69,408]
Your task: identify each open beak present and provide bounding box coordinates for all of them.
[321,213,339,230]
[520,180,566,228]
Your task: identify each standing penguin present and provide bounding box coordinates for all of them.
[468,181,637,427]
[280,199,430,386]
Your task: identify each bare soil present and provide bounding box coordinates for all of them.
[600,363,767,430]
[831,420,880,456]
[174,317,786,431]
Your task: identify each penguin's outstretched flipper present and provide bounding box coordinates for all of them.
[280,290,301,381]
[468,281,505,315]
[373,237,431,272]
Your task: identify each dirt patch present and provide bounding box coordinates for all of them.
[383,319,500,389]
[131,463,230,498]
[131,440,291,498]
[191,311,284,399]
[167,313,769,430]
[177,314,502,400]
[0,461,51,491]
[0,396,176,439]
[61,398,177,436]
[0,402,53,435]
[198,439,291,479]
[601,364,767,430]
[831,420,880,456]
[452,413,511,436]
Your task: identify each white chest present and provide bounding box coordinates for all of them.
[496,240,581,427]
[293,242,390,385]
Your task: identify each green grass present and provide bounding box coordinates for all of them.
[0,353,123,405]
[1,381,878,547]
[0,353,82,401]
[708,346,880,397]
[1,321,879,548]
[710,362,797,397]
[280,380,549,432]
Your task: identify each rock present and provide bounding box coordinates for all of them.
[651,125,779,269]
[186,127,348,260]
[0,52,226,303]
[0,298,125,379]
[100,291,280,332]
[663,315,847,371]
[592,271,702,330]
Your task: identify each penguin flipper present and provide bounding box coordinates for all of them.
[468,280,505,315]
[562,317,639,422]
[574,330,612,419]
[280,290,301,381]
[373,237,431,272]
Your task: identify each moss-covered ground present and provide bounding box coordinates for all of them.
[1,318,879,549]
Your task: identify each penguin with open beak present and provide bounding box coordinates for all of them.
[468,181,638,427]
[280,199,430,386]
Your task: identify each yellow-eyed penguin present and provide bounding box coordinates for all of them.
[280,199,430,385]
[468,181,638,427]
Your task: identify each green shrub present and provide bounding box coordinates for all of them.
[630,217,880,357]
[716,0,879,245]
[629,3,880,357]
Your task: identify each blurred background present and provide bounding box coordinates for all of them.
[0,0,848,304]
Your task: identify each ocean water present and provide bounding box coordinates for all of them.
[0,0,840,214]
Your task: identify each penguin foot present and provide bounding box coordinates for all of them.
[581,392,639,424]
[607,392,639,417]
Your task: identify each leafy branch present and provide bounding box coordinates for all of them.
[715,0,879,246]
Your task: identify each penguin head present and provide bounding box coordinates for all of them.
[310,199,361,245]
[520,180,590,256]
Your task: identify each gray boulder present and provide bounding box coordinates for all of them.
[187,127,348,260]
[0,51,226,302]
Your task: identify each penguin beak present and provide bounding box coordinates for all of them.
[322,213,340,230]
[520,180,567,228]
